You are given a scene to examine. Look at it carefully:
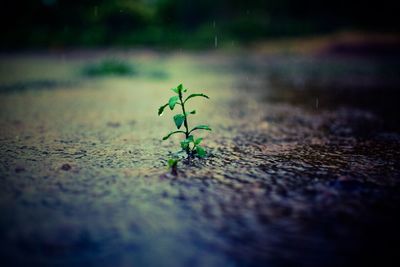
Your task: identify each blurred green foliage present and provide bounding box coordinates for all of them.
[82,59,136,77]
[0,0,397,49]
[81,58,169,79]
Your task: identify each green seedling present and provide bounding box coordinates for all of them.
[158,83,211,158]
[167,158,179,176]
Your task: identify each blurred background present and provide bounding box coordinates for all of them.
[0,0,398,49]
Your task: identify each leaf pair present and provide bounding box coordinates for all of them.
[157,86,183,116]
[171,84,186,94]
[180,135,206,157]
[158,95,180,116]
[180,135,200,148]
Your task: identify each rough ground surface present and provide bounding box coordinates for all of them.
[0,50,399,267]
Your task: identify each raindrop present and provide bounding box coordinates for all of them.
[315,98,319,109]
[94,6,98,17]
[214,36,218,48]
[213,20,216,28]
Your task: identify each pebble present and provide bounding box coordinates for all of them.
[61,164,72,171]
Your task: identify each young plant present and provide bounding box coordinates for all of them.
[158,84,211,158]
[167,158,179,176]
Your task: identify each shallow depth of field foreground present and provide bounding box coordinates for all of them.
[1,44,400,267]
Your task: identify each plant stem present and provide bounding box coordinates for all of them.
[178,90,191,156]
[178,90,189,138]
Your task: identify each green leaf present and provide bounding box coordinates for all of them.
[180,140,190,150]
[172,84,187,94]
[173,114,185,129]
[196,146,206,158]
[168,158,178,168]
[162,130,185,140]
[184,93,209,104]
[168,96,179,110]
[158,103,168,116]
[194,138,203,145]
[185,110,196,116]
[181,136,194,150]
[171,87,179,94]
[177,84,183,92]
[189,125,212,134]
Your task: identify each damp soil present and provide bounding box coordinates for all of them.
[0,50,399,267]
